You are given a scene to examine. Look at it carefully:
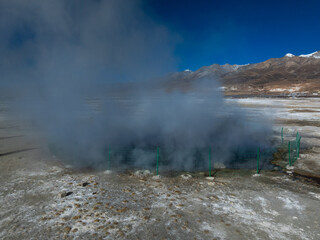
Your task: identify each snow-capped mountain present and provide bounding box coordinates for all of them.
[285,53,295,57]
[284,51,320,59]
[299,51,320,59]
[166,50,320,96]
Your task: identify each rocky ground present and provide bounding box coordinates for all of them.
[0,98,320,240]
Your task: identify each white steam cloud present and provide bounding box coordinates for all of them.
[0,0,273,171]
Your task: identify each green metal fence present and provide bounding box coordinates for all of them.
[102,128,301,176]
[280,128,301,167]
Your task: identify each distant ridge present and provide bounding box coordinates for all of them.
[166,51,320,97]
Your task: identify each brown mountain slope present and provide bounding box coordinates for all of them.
[166,51,320,96]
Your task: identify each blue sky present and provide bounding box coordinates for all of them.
[2,0,320,80]
[145,0,320,71]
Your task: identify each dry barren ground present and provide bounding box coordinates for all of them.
[0,99,320,240]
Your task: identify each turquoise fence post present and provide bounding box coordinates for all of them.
[156,147,159,176]
[298,136,301,158]
[209,147,212,177]
[295,132,298,163]
[288,141,291,166]
[257,147,260,174]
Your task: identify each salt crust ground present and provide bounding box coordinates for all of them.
[1,163,320,239]
[1,99,320,239]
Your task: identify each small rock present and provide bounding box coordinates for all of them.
[50,166,63,172]
[74,203,81,208]
[181,174,192,180]
[209,195,219,200]
[286,165,294,170]
[59,191,68,198]
[63,226,71,234]
[152,175,161,180]
[82,182,90,187]
[135,170,151,178]
[59,191,72,198]
[104,170,112,174]
[143,216,150,220]
[117,207,128,213]
[205,177,214,181]
[252,174,260,177]
[207,182,215,186]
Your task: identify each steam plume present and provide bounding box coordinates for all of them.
[0,0,273,170]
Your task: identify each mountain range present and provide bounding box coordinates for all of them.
[166,51,320,97]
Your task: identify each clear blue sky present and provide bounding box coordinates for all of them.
[145,0,320,71]
[3,0,320,78]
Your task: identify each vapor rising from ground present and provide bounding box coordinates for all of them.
[0,0,273,170]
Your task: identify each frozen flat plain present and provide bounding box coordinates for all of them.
[0,98,320,240]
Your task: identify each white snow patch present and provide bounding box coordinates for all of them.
[285,53,295,57]
[299,51,320,59]
[233,63,250,70]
